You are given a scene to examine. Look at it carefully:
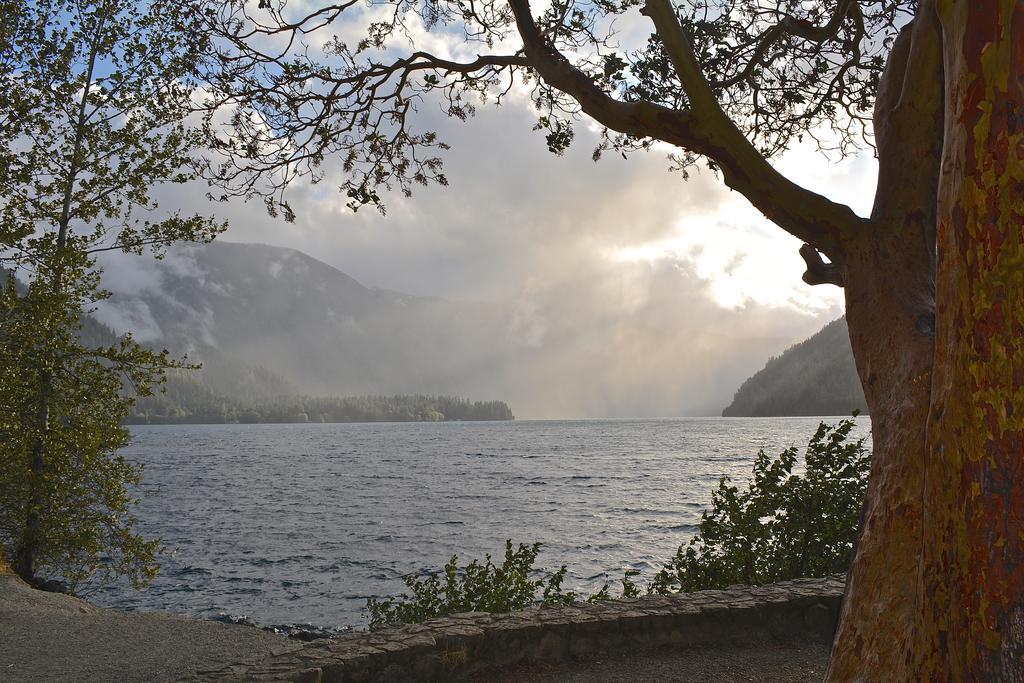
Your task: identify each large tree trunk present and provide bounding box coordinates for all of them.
[913,1,1024,677]
[827,6,944,678]
[830,1,1023,678]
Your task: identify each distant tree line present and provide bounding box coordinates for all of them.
[126,376,513,424]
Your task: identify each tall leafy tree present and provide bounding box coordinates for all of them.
[199,0,1022,677]
[0,0,222,588]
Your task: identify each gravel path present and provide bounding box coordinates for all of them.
[0,574,300,682]
[475,641,831,682]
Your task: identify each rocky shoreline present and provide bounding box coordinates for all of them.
[210,614,348,643]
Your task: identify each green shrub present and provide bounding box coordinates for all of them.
[366,541,575,628]
[650,417,868,593]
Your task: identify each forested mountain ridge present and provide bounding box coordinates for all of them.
[722,317,867,417]
[93,241,512,400]
[3,265,512,423]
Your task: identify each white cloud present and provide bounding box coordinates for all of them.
[608,136,874,312]
[91,297,163,343]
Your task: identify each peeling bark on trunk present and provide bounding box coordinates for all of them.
[827,7,944,678]
[830,1,1024,678]
[830,243,935,678]
[914,1,1024,678]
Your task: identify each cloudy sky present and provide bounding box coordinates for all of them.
[98,6,880,418]
[121,94,874,417]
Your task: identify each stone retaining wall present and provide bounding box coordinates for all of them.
[201,575,844,683]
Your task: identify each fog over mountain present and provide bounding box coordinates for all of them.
[93,241,836,418]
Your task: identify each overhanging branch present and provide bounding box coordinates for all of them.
[508,0,867,260]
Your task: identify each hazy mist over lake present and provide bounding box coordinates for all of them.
[94,240,841,419]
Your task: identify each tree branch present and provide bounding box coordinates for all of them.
[799,243,845,287]
[508,0,867,261]
[714,0,859,90]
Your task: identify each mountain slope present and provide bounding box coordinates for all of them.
[93,241,511,400]
[4,263,511,422]
[721,317,867,417]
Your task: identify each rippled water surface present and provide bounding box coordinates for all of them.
[89,417,870,629]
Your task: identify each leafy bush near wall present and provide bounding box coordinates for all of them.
[367,541,575,628]
[650,417,868,593]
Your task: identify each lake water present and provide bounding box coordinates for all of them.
[88,417,870,630]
